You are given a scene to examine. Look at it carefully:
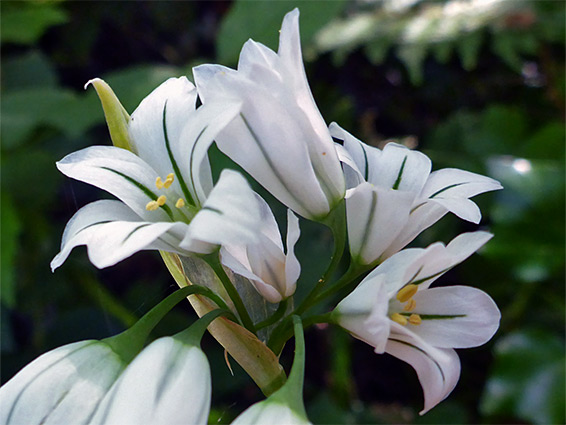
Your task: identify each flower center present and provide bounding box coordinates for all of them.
[145,172,186,212]
[390,284,421,326]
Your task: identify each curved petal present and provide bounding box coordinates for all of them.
[90,338,210,425]
[175,100,242,206]
[329,122,381,185]
[284,209,301,298]
[238,39,280,75]
[0,341,124,425]
[403,286,501,348]
[385,328,461,415]
[381,202,448,258]
[372,143,431,196]
[421,168,503,200]
[336,274,390,353]
[56,146,172,222]
[346,183,413,265]
[181,170,260,253]
[51,200,190,270]
[128,77,197,181]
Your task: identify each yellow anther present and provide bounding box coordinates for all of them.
[163,173,174,188]
[403,298,417,311]
[157,195,167,206]
[408,314,422,326]
[397,284,418,303]
[390,313,408,326]
[145,200,159,211]
[175,198,185,208]
[155,177,164,190]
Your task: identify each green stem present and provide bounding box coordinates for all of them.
[175,309,230,346]
[268,312,335,355]
[294,202,347,316]
[104,285,225,363]
[204,251,256,334]
[269,316,308,417]
[312,262,364,306]
[256,299,288,330]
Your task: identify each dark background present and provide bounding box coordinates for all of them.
[1,1,564,424]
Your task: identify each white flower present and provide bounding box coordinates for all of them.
[335,232,501,414]
[51,77,261,270]
[0,340,125,424]
[90,336,211,425]
[232,400,311,425]
[331,123,503,265]
[221,195,301,303]
[193,9,345,220]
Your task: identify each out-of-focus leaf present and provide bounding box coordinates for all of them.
[217,0,347,65]
[521,122,566,161]
[480,329,565,425]
[2,51,58,90]
[0,3,68,45]
[397,43,427,85]
[1,88,100,149]
[0,194,21,308]
[457,31,483,71]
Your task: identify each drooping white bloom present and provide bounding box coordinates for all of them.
[221,195,301,303]
[193,9,345,220]
[90,336,211,425]
[51,77,261,270]
[0,340,125,425]
[331,123,503,265]
[335,232,501,414]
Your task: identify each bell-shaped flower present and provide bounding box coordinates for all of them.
[51,77,262,270]
[0,341,126,424]
[331,123,502,265]
[89,336,211,425]
[232,316,312,425]
[335,232,501,414]
[193,9,345,221]
[221,195,301,303]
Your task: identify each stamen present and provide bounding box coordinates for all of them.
[163,173,175,188]
[408,314,422,326]
[146,200,159,211]
[175,198,185,208]
[157,195,167,206]
[155,177,164,190]
[397,284,418,303]
[403,298,417,311]
[390,313,408,326]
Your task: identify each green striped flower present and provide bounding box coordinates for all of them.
[51,77,261,270]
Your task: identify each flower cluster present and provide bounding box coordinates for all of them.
[1,8,502,425]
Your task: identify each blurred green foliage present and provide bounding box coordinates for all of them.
[1,1,564,424]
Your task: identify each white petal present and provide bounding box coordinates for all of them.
[192,64,236,103]
[381,202,448,258]
[334,142,364,188]
[90,338,210,425]
[372,143,431,195]
[128,77,197,183]
[232,400,311,425]
[385,329,461,415]
[56,146,171,222]
[404,286,501,348]
[284,209,301,298]
[0,341,124,425]
[51,200,190,270]
[421,168,503,200]
[428,197,482,223]
[329,122,381,185]
[238,39,280,75]
[336,274,391,353]
[175,100,242,206]
[396,231,492,289]
[346,183,413,265]
[181,170,260,253]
